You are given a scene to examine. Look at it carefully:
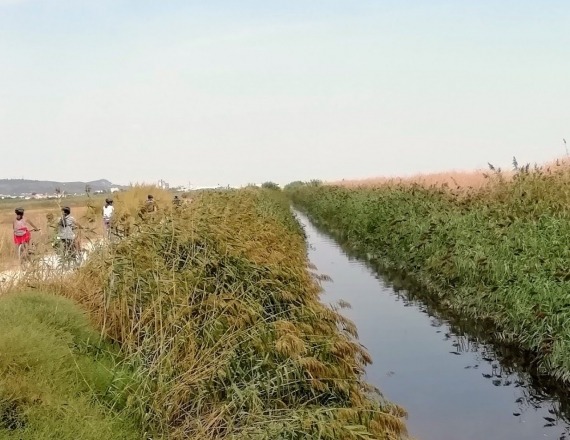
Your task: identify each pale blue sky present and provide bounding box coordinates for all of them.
[1,1,569,186]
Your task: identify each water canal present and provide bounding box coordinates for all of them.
[297,211,570,440]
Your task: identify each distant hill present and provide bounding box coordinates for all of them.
[0,179,125,196]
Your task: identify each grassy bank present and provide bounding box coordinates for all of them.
[0,292,142,440]
[286,165,570,383]
[34,188,407,439]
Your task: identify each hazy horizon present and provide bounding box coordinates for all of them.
[1,1,569,187]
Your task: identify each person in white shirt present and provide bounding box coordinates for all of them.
[103,198,114,238]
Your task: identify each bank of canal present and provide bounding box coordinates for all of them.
[297,212,570,440]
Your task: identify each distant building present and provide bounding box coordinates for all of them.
[158,179,169,189]
[110,187,120,193]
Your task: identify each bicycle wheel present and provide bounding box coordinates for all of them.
[19,243,30,263]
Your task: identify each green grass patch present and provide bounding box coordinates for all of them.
[0,292,142,440]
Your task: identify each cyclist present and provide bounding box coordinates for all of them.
[57,206,82,257]
[103,198,114,237]
[13,208,39,259]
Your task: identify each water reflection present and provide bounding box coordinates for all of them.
[387,278,570,430]
[297,211,570,440]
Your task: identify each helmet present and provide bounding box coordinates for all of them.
[62,207,71,215]
[15,208,24,215]
[105,198,113,204]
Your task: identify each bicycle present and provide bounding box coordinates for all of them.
[55,227,99,270]
[17,229,40,266]
[54,237,84,271]
[104,221,111,241]
[103,220,119,243]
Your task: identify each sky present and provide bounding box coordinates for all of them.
[1,0,569,187]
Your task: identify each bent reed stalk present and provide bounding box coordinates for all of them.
[32,187,407,440]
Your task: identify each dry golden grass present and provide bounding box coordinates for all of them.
[333,170,495,189]
[332,157,570,189]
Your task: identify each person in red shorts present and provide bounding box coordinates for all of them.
[13,208,39,259]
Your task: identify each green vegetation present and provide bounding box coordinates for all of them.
[261,181,281,190]
[286,164,570,383]
[0,292,142,440]
[35,188,407,440]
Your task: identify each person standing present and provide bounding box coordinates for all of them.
[103,198,114,238]
[58,206,82,255]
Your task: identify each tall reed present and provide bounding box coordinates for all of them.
[37,188,408,439]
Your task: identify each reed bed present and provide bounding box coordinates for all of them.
[331,157,570,190]
[286,162,570,384]
[33,188,407,439]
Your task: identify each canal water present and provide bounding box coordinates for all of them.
[296,212,570,440]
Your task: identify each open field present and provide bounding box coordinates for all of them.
[0,187,183,275]
[286,162,570,384]
[0,207,90,270]
[3,187,407,440]
[0,195,107,270]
